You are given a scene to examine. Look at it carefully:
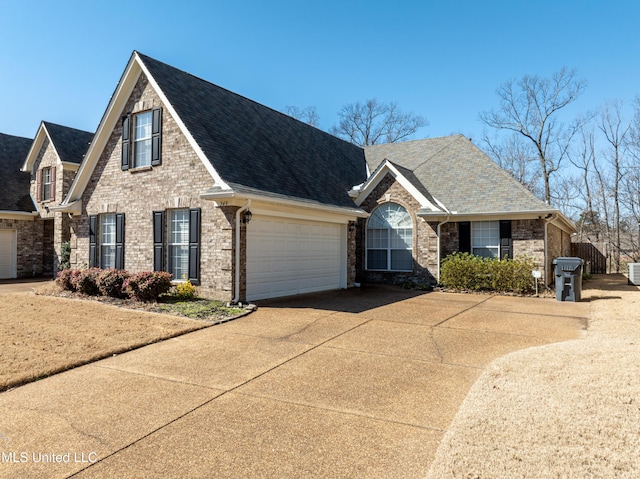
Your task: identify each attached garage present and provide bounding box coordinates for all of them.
[0,229,17,279]
[246,216,346,300]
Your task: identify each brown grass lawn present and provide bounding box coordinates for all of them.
[0,290,212,391]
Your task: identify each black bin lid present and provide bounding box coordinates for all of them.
[552,257,584,272]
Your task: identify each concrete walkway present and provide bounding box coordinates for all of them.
[0,286,588,478]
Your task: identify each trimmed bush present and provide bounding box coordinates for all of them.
[440,253,537,294]
[56,268,81,291]
[124,271,173,302]
[97,269,130,298]
[70,268,102,296]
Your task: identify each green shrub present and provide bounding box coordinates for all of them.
[440,253,536,294]
[174,275,197,299]
[124,271,173,302]
[71,268,102,296]
[97,269,130,298]
[59,241,71,271]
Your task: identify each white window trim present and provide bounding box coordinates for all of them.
[167,209,190,281]
[471,221,500,258]
[100,213,116,269]
[133,111,152,168]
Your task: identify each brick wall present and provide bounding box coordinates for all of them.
[69,73,235,300]
[357,173,437,285]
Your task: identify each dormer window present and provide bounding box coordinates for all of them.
[121,108,162,171]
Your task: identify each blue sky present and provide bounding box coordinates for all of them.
[1,0,639,141]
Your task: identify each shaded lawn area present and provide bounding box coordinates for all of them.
[0,290,243,392]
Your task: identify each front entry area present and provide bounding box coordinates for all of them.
[246,216,345,300]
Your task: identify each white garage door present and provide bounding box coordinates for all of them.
[0,230,17,279]
[247,216,344,300]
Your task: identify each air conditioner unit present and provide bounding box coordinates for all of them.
[629,263,640,286]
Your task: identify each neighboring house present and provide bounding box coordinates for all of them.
[0,132,41,278]
[52,51,574,301]
[355,136,575,287]
[21,122,93,274]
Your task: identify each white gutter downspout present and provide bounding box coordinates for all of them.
[543,214,557,286]
[233,199,251,304]
[436,215,451,282]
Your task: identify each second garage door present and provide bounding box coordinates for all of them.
[246,216,344,300]
[0,229,17,279]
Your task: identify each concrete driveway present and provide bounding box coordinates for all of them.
[0,286,588,478]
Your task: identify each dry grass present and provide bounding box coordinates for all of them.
[426,274,640,479]
[0,285,213,392]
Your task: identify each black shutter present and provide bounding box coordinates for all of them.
[151,108,162,166]
[115,213,125,270]
[500,220,513,260]
[188,208,201,284]
[153,211,165,272]
[121,114,131,171]
[459,222,471,254]
[89,215,97,267]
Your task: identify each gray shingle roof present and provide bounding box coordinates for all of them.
[138,53,367,209]
[0,132,34,212]
[365,135,553,215]
[44,122,93,164]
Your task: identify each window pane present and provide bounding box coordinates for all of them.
[367,249,387,270]
[366,203,413,271]
[367,228,388,249]
[134,112,153,167]
[168,210,190,280]
[169,245,189,279]
[472,247,499,259]
[472,221,499,255]
[100,214,116,268]
[391,249,413,271]
[101,245,116,269]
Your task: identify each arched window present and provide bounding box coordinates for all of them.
[366,203,413,271]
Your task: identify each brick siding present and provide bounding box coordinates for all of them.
[68,74,235,300]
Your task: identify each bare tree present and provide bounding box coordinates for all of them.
[568,127,597,240]
[480,67,588,205]
[283,105,321,128]
[598,100,630,272]
[330,98,427,147]
[481,131,542,198]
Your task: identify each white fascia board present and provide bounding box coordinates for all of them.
[60,161,81,171]
[201,188,368,220]
[50,200,82,215]
[21,122,47,172]
[354,160,443,212]
[0,211,38,220]
[417,209,576,228]
[61,55,142,206]
[137,54,230,191]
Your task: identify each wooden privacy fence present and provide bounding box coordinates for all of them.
[571,242,607,274]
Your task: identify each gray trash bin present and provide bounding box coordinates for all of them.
[553,257,583,302]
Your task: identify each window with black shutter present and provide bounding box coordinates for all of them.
[153,208,200,283]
